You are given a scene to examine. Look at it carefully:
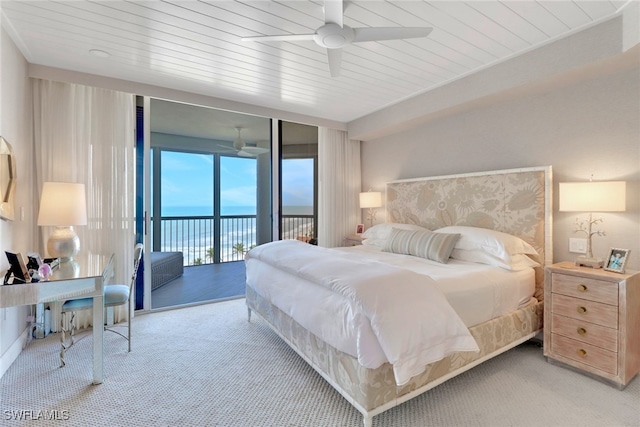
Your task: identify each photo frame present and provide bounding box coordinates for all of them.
[26,252,43,271]
[4,251,31,284]
[356,224,364,235]
[604,248,629,273]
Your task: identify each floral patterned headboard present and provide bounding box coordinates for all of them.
[386,167,552,295]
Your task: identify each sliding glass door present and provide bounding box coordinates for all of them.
[280,121,318,242]
[141,98,272,310]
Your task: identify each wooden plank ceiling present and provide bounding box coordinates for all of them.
[1,1,625,123]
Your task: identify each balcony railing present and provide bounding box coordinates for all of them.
[152,214,315,266]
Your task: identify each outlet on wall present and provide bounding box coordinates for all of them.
[569,238,587,254]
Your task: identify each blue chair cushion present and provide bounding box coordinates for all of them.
[62,297,93,310]
[62,284,129,310]
[104,284,130,306]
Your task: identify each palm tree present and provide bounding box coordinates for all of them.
[193,257,203,265]
[232,243,247,257]
[206,247,215,261]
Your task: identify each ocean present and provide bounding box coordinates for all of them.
[162,205,313,216]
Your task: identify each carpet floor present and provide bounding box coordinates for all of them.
[1,298,638,427]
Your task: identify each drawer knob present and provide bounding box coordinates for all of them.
[577,306,587,314]
[577,284,587,292]
[577,327,587,335]
[577,349,587,358]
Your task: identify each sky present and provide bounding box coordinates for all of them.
[159,151,313,216]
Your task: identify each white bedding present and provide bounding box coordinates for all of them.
[245,240,535,385]
[334,245,535,328]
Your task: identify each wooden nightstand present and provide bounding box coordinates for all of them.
[544,262,640,388]
[343,234,365,246]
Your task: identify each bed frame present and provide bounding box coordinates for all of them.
[246,166,552,426]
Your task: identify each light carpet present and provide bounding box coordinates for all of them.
[1,298,638,427]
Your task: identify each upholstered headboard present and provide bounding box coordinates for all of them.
[386,167,552,298]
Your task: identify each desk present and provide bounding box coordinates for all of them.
[0,253,114,385]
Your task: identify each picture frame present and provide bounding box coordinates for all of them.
[356,224,364,235]
[4,251,31,284]
[604,248,629,273]
[26,252,43,271]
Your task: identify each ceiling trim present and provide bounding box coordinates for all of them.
[27,64,347,132]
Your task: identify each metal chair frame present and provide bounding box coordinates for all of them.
[60,243,143,366]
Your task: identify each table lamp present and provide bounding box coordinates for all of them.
[37,182,87,262]
[559,180,626,268]
[359,190,382,229]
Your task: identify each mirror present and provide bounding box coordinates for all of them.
[0,136,16,221]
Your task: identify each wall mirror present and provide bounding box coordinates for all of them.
[0,136,16,221]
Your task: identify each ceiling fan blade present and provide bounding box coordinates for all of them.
[241,146,269,156]
[353,27,433,43]
[241,34,315,42]
[238,150,256,158]
[327,48,342,78]
[324,0,343,27]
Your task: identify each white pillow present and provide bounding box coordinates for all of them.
[362,238,387,248]
[362,223,428,240]
[437,226,538,263]
[450,249,540,271]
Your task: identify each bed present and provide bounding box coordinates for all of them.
[245,166,552,426]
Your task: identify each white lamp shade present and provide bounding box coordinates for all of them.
[559,181,626,212]
[359,191,382,209]
[37,182,88,226]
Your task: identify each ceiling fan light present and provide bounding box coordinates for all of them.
[314,23,354,48]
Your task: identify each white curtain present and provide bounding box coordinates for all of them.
[33,79,135,330]
[317,127,361,247]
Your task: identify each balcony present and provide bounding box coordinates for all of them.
[152,214,315,266]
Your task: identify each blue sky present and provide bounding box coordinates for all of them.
[159,151,313,216]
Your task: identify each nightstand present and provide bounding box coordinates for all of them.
[343,234,365,246]
[544,262,640,388]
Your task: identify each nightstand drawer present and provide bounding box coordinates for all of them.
[551,274,618,305]
[551,313,618,352]
[551,334,617,375]
[551,294,618,329]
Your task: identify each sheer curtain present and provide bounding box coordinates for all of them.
[317,127,361,247]
[33,79,135,330]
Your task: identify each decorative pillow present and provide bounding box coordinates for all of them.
[383,228,460,263]
[450,249,540,271]
[362,223,430,248]
[436,226,538,263]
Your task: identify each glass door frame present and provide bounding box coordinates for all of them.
[140,97,280,312]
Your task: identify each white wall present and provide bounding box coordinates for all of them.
[361,63,640,270]
[0,23,35,377]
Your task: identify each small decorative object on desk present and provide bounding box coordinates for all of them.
[38,263,52,281]
[604,248,629,273]
[356,224,364,234]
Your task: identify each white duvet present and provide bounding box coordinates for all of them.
[245,240,480,386]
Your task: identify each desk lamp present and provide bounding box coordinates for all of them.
[37,182,87,262]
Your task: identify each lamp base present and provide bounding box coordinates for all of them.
[575,256,604,269]
[47,226,80,262]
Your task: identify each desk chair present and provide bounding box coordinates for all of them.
[60,243,143,366]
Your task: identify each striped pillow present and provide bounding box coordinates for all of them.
[383,228,460,263]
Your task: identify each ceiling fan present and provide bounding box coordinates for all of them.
[241,0,433,77]
[218,127,269,157]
